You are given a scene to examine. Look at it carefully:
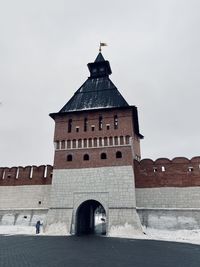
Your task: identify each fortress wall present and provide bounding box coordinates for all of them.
[134,157,200,230]
[0,184,51,226]
[0,165,52,227]
[0,185,51,209]
[134,157,200,187]
[0,165,53,186]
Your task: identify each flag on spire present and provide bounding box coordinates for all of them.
[99,42,108,52]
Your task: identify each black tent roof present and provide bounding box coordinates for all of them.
[59,52,129,113]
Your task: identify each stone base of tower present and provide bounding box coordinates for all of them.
[46,166,142,235]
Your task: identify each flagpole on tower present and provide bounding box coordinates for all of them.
[99,42,107,52]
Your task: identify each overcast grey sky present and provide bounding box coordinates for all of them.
[0,0,200,167]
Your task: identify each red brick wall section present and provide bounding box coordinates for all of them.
[54,146,133,169]
[0,165,53,186]
[134,157,200,188]
[53,109,136,141]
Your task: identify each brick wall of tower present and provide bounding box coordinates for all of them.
[53,108,141,169]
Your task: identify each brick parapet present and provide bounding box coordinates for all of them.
[0,165,53,186]
[134,157,200,188]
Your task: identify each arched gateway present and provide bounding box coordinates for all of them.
[76,200,106,235]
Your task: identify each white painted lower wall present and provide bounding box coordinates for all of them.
[136,187,200,230]
[136,187,200,209]
[0,185,51,209]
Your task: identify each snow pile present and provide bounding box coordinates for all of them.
[109,223,143,238]
[144,227,200,245]
[109,223,200,245]
[0,223,69,236]
[0,225,36,235]
[44,223,70,236]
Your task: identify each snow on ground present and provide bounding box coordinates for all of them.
[1,224,200,245]
[0,223,69,236]
[109,223,200,245]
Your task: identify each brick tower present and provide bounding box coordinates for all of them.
[47,52,143,235]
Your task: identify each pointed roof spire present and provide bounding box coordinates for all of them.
[94,52,105,62]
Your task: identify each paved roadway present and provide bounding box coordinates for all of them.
[0,235,200,267]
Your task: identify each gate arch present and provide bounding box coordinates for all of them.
[75,199,106,235]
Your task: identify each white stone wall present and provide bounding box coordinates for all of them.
[48,166,142,233]
[136,187,200,208]
[0,185,51,209]
[136,187,200,230]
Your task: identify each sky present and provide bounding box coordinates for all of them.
[0,0,200,167]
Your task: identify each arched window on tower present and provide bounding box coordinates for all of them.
[120,136,124,145]
[116,151,122,158]
[101,153,107,159]
[78,139,82,148]
[68,119,72,133]
[114,115,118,129]
[67,154,73,161]
[104,137,108,146]
[99,116,103,130]
[72,139,76,148]
[114,136,118,145]
[84,118,88,132]
[125,135,130,144]
[94,138,97,147]
[83,154,89,161]
[88,138,92,147]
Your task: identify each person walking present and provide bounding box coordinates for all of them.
[36,220,42,234]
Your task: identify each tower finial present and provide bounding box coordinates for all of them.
[99,42,107,52]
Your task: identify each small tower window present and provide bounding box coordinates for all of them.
[67,140,71,149]
[114,136,118,145]
[99,116,103,130]
[116,151,122,158]
[72,139,76,148]
[61,140,65,149]
[161,166,165,172]
[106,124,110,130]
[83,154,89,161]
[104,137,108,146]
[188,167,193,172]
[84,118,88,132]
[120,136,124,145]
[88,138,92,147]
[109,136,113,146]
[153,167,158,172]
[101,153,107,159]
[83,138,87,148]
[94,138,97,147]
[76,127,79,133]
[114,115,118,129]
[125,135,130,144]
[68,119,72,133]
[55,141,60,150]
[91,125,95,131]
[99,137,103,146]
[67,154,73,161]
[78,139,82,148]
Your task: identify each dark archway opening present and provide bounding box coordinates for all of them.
[76,200,106,236]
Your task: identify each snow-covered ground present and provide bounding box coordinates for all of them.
[1,224,200,245]
[109,223,200,245]
[0,223,69,236]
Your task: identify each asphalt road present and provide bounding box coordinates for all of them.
[0,235,200,267]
